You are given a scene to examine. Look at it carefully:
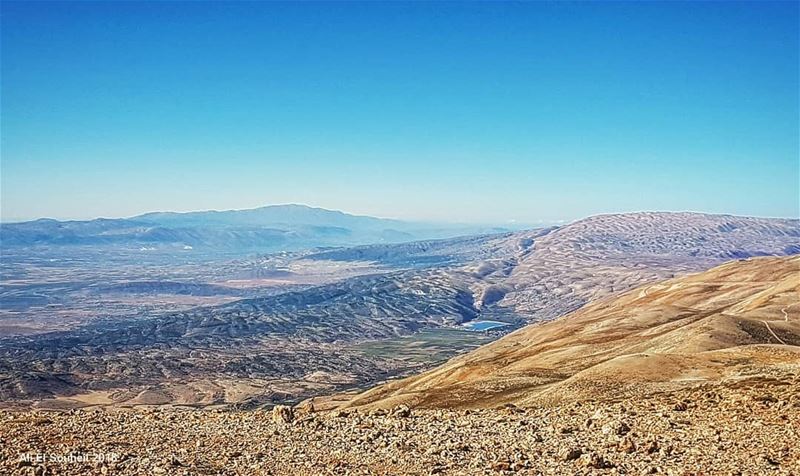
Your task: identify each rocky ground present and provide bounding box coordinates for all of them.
[2,377,798,475]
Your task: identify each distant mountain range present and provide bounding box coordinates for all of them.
[0,204,514,252]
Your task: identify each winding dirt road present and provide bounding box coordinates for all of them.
[762,320,786,345]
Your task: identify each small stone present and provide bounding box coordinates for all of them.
[644,440,659,454]
[392,405,411,418]
[558,447,582,461]
[272,405,294,425]
[578,452,613,469]
[618,436,636,453]
[755,395,778,404]
[500,403,524,414]
[602,420,630,436]
[491,460,511,471]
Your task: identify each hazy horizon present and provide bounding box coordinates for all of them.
[3,202,799,227]
[2,2,798,223]
[1,202,545,226]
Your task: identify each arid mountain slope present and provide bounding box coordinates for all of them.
[342,255,800,409]
[473,212,799,320]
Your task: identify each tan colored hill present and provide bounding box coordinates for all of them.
[340,255,800,410]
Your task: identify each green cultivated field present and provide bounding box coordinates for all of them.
[351,328,497,364]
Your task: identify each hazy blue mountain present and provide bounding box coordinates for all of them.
[135,204,402,229]
[0,204,514,252]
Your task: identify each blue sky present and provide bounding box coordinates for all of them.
[1,1,797,223]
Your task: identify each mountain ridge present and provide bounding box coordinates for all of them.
[335,255,800,410]
[0,204,514,252]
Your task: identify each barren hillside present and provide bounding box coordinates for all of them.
[341,255,800,410]
[473,212,799,320]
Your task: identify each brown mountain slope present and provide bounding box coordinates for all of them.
[340,255,800,410]
[472,212,800,321]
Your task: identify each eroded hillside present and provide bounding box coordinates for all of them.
[340,255,800,410]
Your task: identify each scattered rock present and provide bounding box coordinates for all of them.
[499,403,524,415]
[618,436,636,453]
[272,405,294,424]
[754,395,778,404]
[578,451,613,469]
[602,420,630,436]
[1,382,796,475]
[491,460,511,471]
[558,447,583,461]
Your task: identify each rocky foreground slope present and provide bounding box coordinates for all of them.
[2,374,798,475]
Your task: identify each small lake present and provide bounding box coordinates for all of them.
[462,320,510,331]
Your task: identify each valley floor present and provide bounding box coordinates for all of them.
[2,376,798,475]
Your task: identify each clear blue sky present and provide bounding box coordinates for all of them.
[1,1,798,223]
